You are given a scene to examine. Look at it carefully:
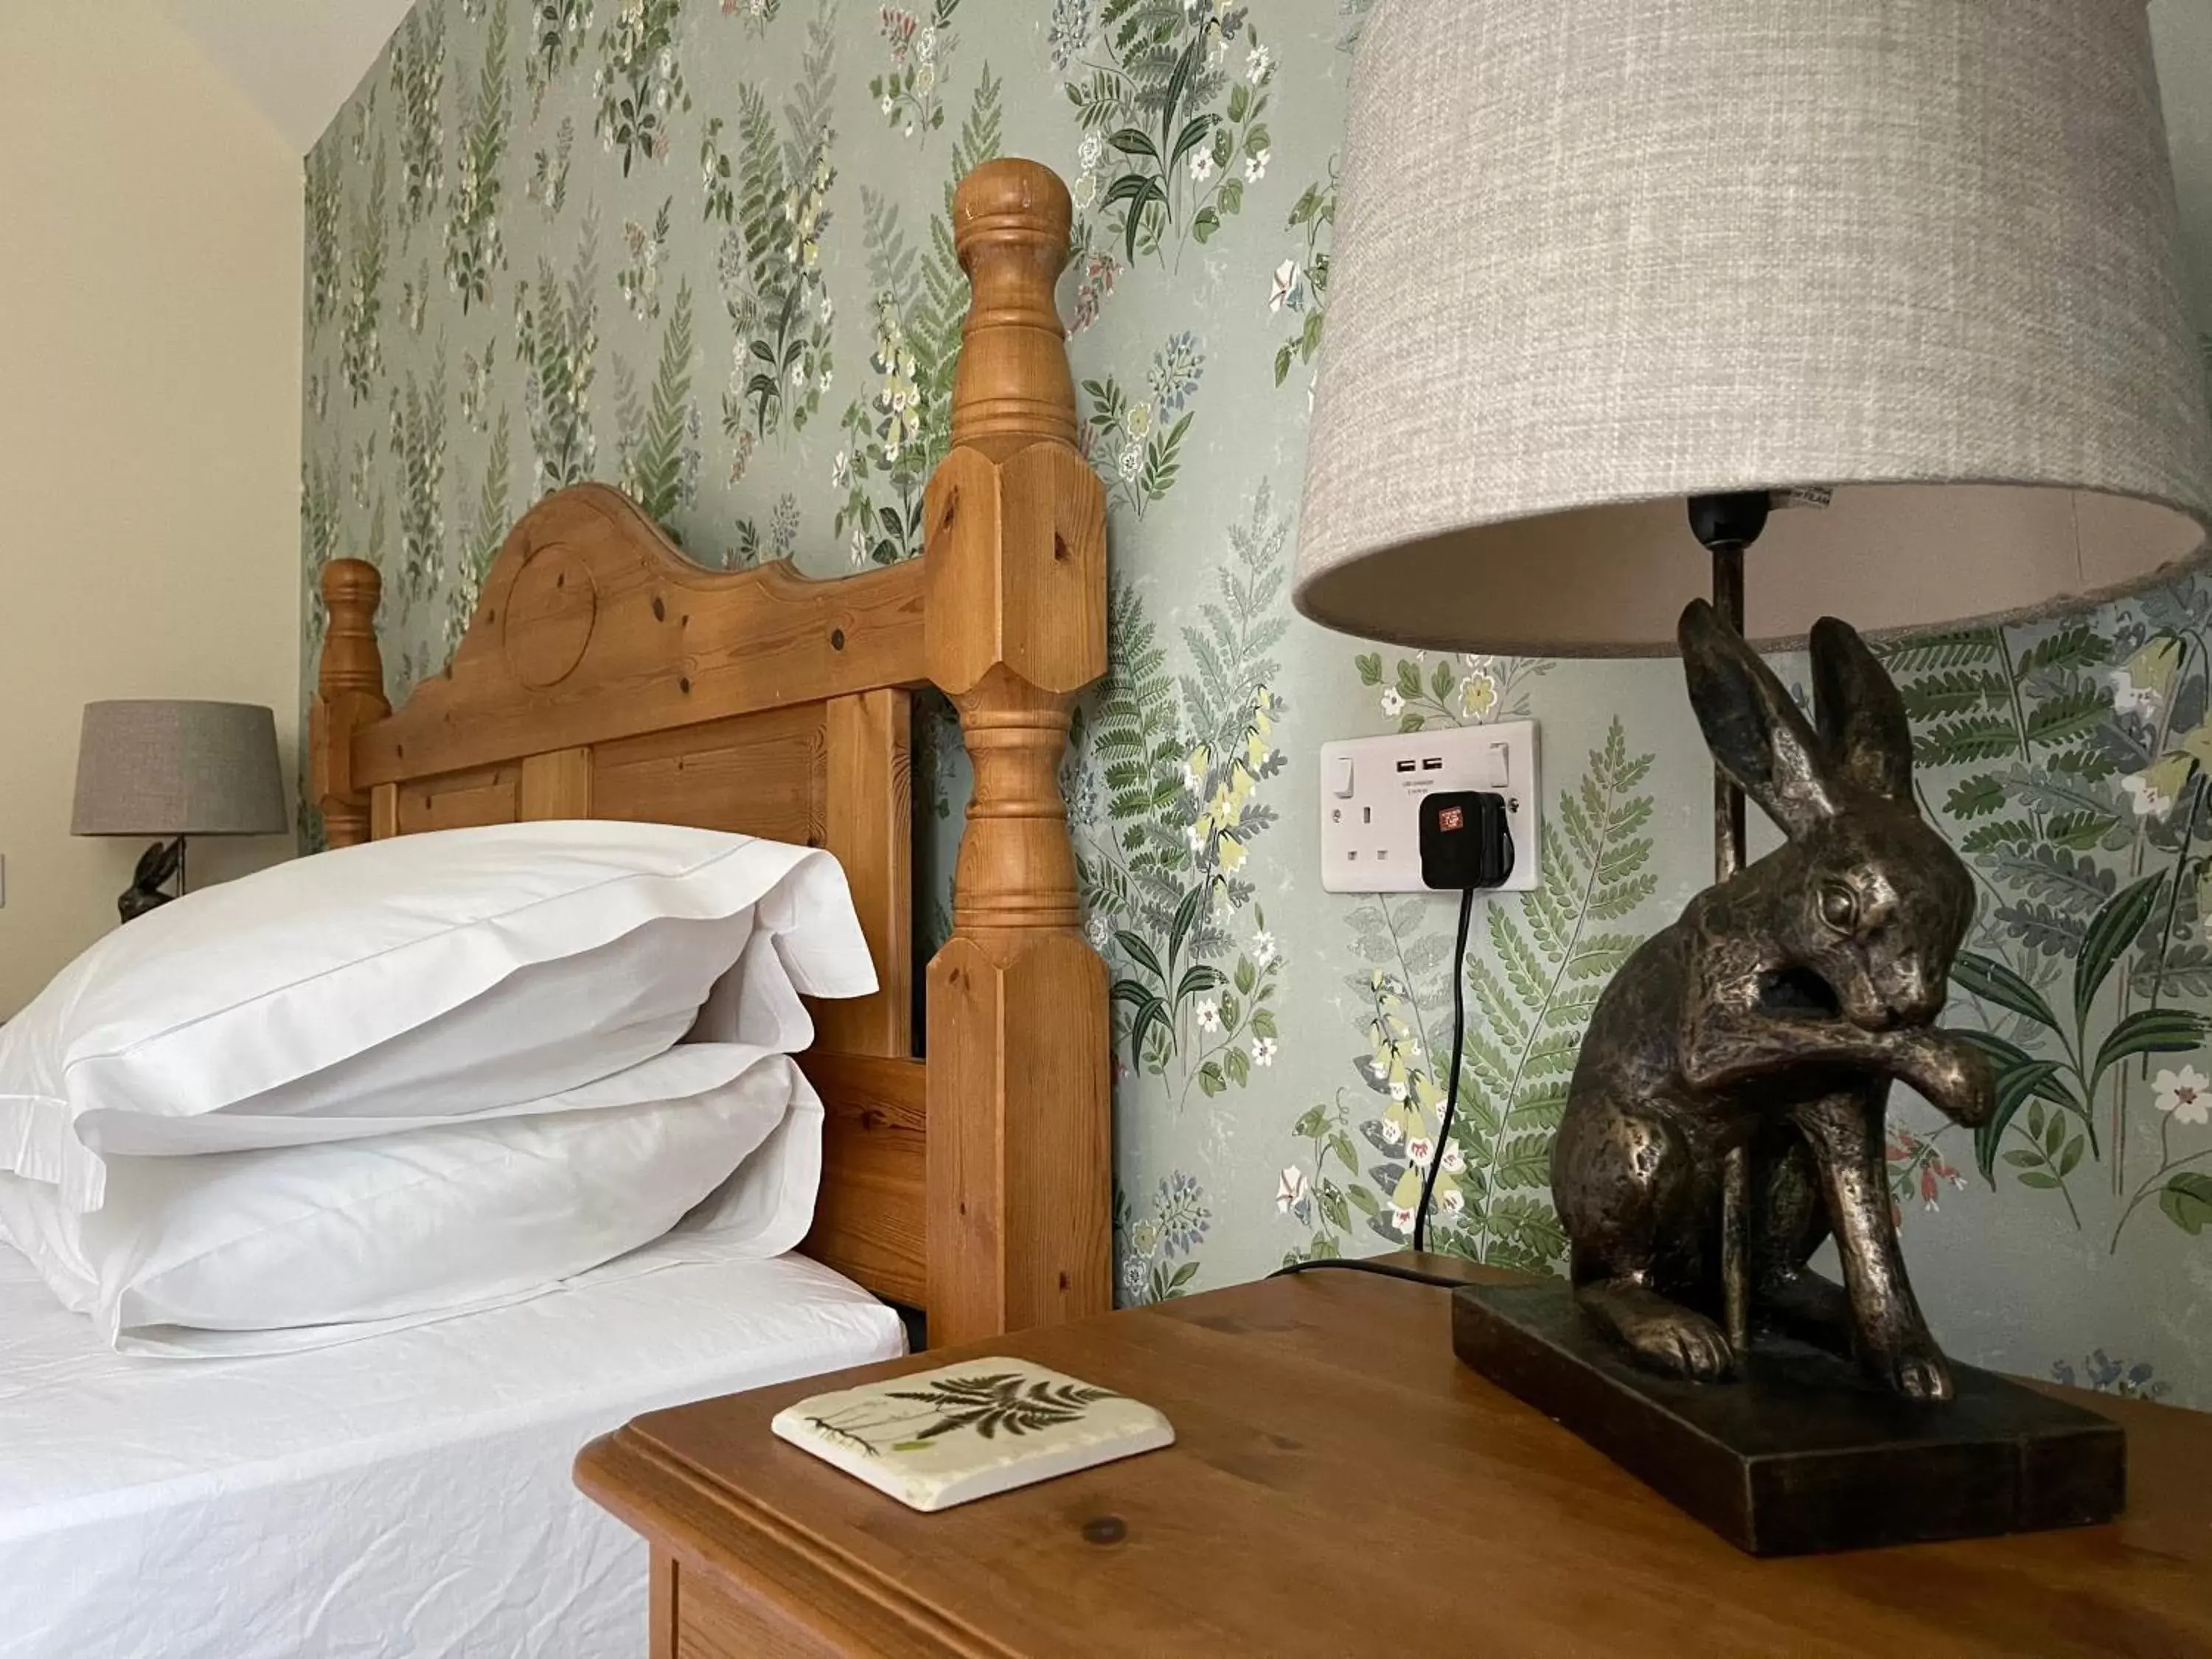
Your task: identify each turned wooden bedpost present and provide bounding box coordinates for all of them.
[923,160,1112,1344]
[308,559,391,849]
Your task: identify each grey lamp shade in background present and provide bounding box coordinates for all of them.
[72,701,288,838]
[1295,0,2212,654]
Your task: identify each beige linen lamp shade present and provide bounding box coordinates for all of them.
[72,701,288,838]
[1294,0,2212,654]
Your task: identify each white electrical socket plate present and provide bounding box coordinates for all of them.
[1318,720,1540,894]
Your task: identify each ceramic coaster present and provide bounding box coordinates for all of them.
[771,1357,1175,1512]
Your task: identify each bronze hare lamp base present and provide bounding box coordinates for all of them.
[1455,1284,2124,1556]
[1483,502,2124,1554]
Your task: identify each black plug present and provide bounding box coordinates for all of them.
[1419,791,1514,891]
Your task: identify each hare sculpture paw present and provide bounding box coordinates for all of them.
[1581,1283,1736,1382]
[1869,1339,1955,1402]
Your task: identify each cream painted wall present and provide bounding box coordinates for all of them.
[161,0,418,153]
[0,0,303,1016]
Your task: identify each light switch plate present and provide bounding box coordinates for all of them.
[1319,721,1540,894]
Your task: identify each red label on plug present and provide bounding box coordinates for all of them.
[1439,806,1465,832]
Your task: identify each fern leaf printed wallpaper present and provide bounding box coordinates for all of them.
[302,0,2212,1402]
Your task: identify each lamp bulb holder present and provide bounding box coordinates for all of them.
[1688,491,1772,555]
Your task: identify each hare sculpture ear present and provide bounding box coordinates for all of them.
[1678,599,1836,840]
[1809,615,1915,804]
[134,839,184,889]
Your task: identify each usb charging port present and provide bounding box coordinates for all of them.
[1421,757,1445,771]
[1395,759,1417,773]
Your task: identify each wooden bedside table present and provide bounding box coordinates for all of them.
[576,1257,2212,1657]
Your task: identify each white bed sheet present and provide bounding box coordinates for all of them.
[0,1234,904,1659]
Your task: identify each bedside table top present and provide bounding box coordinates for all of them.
[577,1258,2212,1658]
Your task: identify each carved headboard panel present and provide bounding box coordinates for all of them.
[307,161,1107,1347]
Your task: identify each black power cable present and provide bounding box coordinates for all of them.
[1413,885,1476,1254]
[1267,1256,1471,1291]
[1269,883,1479,1292]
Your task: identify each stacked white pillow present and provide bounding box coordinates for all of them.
[0,822,875,1353]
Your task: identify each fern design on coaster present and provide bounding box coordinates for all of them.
[773,1359,1175,1512]
[814,1374,1115,1453]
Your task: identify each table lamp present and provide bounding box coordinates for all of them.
[1296,0,2212,1554]
[72,700,288,919]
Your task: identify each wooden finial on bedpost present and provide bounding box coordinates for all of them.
[923,160,1112,1345]
[309,559,391,849]
[947,159,1080,455]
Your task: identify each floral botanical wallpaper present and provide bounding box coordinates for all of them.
[304,0,2212,1405]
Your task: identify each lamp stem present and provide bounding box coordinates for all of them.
[177,835,189,900]
[1711,545,1748,884]
[1691,490,1767,1362]
[1712,541,1752,1357]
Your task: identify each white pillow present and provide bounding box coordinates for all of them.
[0,822,874,1206]
[75,1025,790,1156]
[0,1044,825,1355]
[686,925,818,1047]
[73,913,751,1153]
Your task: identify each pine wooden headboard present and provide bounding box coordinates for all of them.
[307,161,1109,1349]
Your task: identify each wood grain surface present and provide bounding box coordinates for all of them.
[579,1256,2212,1658]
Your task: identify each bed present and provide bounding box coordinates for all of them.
[307,156,1108,1347]
[1,159,1105,1658]
[0,1239,902,1658]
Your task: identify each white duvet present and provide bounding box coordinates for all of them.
[0,1235,904,1659]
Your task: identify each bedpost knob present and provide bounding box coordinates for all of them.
[316,558,386,703]
[953,158,1073,260]
[948,159,1078,452]
[311,559,389,848]
[321,555,382,608]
